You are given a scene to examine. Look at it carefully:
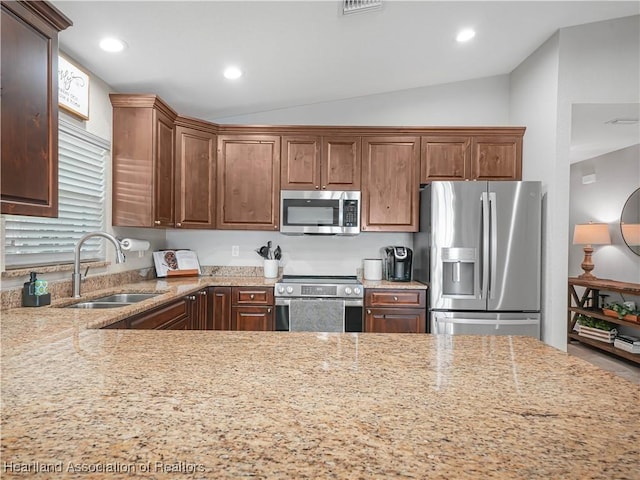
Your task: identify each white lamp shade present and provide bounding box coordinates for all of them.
[573,223,611,245]
[621,223,640,246]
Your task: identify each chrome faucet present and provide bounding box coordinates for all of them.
[72,232,126,298]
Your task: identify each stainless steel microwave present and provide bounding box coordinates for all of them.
[280,190,360,235]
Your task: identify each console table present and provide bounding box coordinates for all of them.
[568,277,640,364]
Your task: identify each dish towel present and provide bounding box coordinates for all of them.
[289,299,345,332]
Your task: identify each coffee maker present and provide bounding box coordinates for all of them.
[382,246,413,282]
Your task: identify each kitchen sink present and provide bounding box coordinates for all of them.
[63,293,160,309]
[92,293,159,303]
[66,301,131,309]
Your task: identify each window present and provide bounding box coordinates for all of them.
[3,119,108,267]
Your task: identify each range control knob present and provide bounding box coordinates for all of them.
[353,287,362,295]
[344,287,352,295]
[286,286,294,294]
[277,286,285,294]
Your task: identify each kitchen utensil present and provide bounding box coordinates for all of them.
[274,245,281,260]
[256,246,269,259]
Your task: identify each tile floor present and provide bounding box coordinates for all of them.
[568,342,640,385]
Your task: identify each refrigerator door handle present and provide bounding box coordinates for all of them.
[481,192,490,299]
[489,191,497,300]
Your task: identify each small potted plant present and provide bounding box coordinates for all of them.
[602,302,640,323]
[576,314,618,343]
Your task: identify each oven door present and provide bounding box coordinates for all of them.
[275,298,363,332]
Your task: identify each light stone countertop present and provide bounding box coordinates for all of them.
[2,276,639,479]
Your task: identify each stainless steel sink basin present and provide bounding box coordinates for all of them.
[66,301,132,309]
[92,293,159,303]
[63,292,159,309]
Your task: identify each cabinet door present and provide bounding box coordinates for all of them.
[471,136,522,180]
[231,306,274,331]
[364,308,426,333]
[190,289,209,330]
[127,298,189,329]
[175,125,216,229]
[321,136,361,190]
[153,109,176,227]
[420,136,471,182]
[217,135,280,230]
[361,136,419,232]
[211,287,231,330]
[1,3,70,217]
[281,136,320,190]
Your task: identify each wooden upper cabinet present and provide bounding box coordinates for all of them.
[110,94,178,228]
[217,135,280,230]
[281,136,320,190]
[361,136,420,232]
[281,135,360,191]
[471,136,522,180]
[174,117,216,229]
[420,136,471,182]
[1,1,72,217]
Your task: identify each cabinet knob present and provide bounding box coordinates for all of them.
[199,291,207,296]
[315,185,319,189]
[154,220,161,225]
[186,295,196,301]
[367,309,371,315]
[176,222,182,228]
[321,185,326,190]
[250,294,255,300]
[394,296,398,302]
[274,225,278,230]
[267,308,272,313]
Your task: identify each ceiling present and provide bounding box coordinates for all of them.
[53,1,639,122]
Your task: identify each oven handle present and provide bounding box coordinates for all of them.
[275,298,363,307]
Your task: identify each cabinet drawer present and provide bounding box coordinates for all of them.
[232,287,274,305]
[365,307,426,333]
[127,298,189,329]
[365,289,426,308]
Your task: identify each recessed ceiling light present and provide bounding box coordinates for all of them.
[223,66,242,80]
[99,37,126,52]
[456,28,476,43]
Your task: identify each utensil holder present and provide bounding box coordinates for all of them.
[264,259,279,278]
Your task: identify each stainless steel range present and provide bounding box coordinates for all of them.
[274,275,363,332]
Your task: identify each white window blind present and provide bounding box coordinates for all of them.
[3,119,108,267]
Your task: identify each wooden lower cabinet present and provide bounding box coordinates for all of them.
[187,289,209,330]
[364,289,427,333]
[230,286,274,331]
[126,297,190,330]
[210,286,232,330]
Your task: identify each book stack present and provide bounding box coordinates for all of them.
[613,335,640,354]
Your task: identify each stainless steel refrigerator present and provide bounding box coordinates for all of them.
[413,181,542,338]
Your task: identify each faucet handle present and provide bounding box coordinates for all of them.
[83,266,90,281]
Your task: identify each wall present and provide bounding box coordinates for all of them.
[509,15,640,350]
[509,33,563,348]
[569,144,640,283]
[214,75,510,126]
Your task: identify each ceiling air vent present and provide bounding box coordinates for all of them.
[343,0,382,15]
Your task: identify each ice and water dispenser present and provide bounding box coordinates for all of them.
[440,247,477,297]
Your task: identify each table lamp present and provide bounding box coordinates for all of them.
[573,222,611,279]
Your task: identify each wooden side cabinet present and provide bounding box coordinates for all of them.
[210,286,232,330]
[364,289,427,333]
[110,94,178,228]
[1,1,72,217]
[174,117,216,229]
[217,135,280,230]
[361,136,420,232]
[231,286,274,331]
[568,277,640,365]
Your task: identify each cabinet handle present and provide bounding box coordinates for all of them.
[394,296,398,302]
[176,222,182,228]
[154,220,161,225]
[199,291,207,296]
[367,309,371,315]
[267,308,272,313]
[250,294,255,300]
[186,295,196,301]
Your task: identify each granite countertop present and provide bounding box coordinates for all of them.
[2,286,639,479]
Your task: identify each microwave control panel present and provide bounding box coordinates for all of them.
[343,200,359,227]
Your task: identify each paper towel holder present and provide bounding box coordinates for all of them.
[118,238,151,258]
